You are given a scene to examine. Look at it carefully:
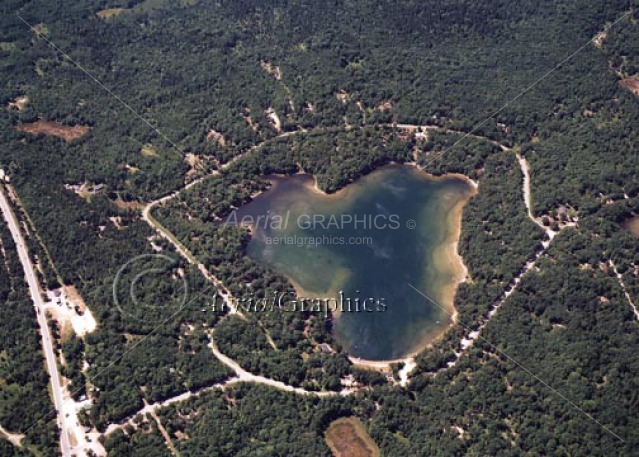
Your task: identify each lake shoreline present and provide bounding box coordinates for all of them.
[346,177,476,367]
[248,161,478,202]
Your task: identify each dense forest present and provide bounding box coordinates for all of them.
[0,0,639,455]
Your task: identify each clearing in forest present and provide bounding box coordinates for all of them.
[325,417,380,457]
[141,144,159,157]
[624,216,639,238]
[16,120,90,141]
[619,77,639,96]
[96,8,125,18]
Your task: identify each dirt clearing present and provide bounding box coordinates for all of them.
[141,144,159,157]
[624,216,639,238]
[325,417,380,457]
[96,8,125,18]
[7,96,29,111]
[17,121,90,141]
[620,77,639,96]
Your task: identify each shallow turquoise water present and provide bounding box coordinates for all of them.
[232,165,473,360]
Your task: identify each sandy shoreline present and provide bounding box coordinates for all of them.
[429,184,477,327]
[400,161,479,190]
[351,181,476,368]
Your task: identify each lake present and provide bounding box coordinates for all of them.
[229,165,475,360]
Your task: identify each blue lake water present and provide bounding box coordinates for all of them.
[233,165,474,360]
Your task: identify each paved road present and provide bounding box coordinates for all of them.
[0,188,71,456]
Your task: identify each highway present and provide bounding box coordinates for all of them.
[0,187,72,456]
